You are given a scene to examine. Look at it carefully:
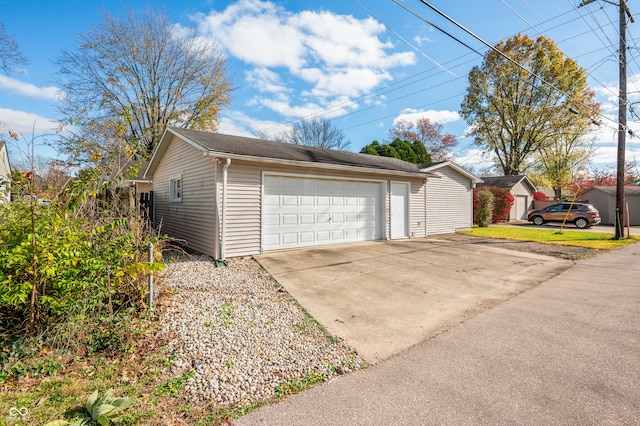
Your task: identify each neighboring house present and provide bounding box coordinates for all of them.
[477,175,537,221]
[145,127,480,260]
[579,186,640,226]
[0,141,11,204]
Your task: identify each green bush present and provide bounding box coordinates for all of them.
[474,189,494,227]
[0,171,164,349]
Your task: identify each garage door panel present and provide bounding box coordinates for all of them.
[282,233,298,245]
[282,214,298,225]
[317,196,330,206]
[300,232,314,243]
[264,214,279,226]
[300,195,314,206]
[263,175,382,251]
[300,213,314,225]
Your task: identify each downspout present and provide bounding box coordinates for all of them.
[221,158,231,262]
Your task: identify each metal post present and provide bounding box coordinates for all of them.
[148,242,153,312]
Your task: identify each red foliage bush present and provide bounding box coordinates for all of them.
[473,186,514,223]
[533,191,548,201]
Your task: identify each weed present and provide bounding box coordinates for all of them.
[224,361,234,369]
[294,303,341,345]
[156,370,194,397]
[163,354,178,367]
[274,370,328,400]
[203,322,214,328]
[196,401,264,425]
[220,302,235,317]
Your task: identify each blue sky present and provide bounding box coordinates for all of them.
[1,0,640,174]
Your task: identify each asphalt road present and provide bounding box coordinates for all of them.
[236,242,640,425]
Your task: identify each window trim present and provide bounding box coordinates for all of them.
[170,176,183,203]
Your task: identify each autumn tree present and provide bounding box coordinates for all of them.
[388,118,457,162]
[360,138,431,164]
[260,116,350,150]
[55,8,232,162]
[532,127,595,200]
[0,21,28,75]
[460,34,599,176]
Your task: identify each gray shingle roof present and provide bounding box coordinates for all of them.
[477,175,529,190]
[169,127,429,175]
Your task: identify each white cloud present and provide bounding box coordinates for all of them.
[394,108,461,125]
[245,67,292,95]
[0,75,62,100]
[192,0,416,117]
[413,35,432,46]
[219,110,288,138]
[0,108,60,136]
[455,147,494,174]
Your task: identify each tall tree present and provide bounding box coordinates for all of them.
[388,117,457,162]
[532,127,595,200]
[260,116,350,150]
[0,21,28,75]
[55,8,232,161]
[460,34,599,176]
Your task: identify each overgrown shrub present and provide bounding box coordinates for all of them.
[0,170,164,351]
[473,186,514,224]
[474,189,494,227]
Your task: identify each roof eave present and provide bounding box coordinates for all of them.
[420,161,482,183]
[204,150,433,178]
[144,127,210,178]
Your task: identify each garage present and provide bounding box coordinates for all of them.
[263,175,383,251]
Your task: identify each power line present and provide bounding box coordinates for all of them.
[407,0,620,130]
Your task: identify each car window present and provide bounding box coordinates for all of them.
[560,204,570,211]
[547,205,562,212]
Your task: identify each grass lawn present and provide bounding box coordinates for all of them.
[460,226,638,250]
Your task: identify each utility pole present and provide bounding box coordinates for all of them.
[579,0,634,238]
[615,0,633,238]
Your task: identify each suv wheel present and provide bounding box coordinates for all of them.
[532,215,544,226]
[575,217,588,229]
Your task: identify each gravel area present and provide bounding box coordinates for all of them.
[157,254,363,410]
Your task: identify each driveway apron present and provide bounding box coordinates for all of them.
[255,237,571,364]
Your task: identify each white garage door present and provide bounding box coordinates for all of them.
[263,175,382,251]
[515,195,528,220]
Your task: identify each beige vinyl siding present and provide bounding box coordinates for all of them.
[223,161,428,257]
[426,166,473,235]
[410,179,427,238]
[582,189,613,225]
[224,163,262,258]
[153,135,218,257]
[509,182,534,221]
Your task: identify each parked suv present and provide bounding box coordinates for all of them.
[527,202,601,229]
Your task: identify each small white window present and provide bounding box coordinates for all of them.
[170,177,182,202]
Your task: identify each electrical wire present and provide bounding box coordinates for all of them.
[408,0,621,131]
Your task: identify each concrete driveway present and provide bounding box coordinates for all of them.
[256,237,571,364]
